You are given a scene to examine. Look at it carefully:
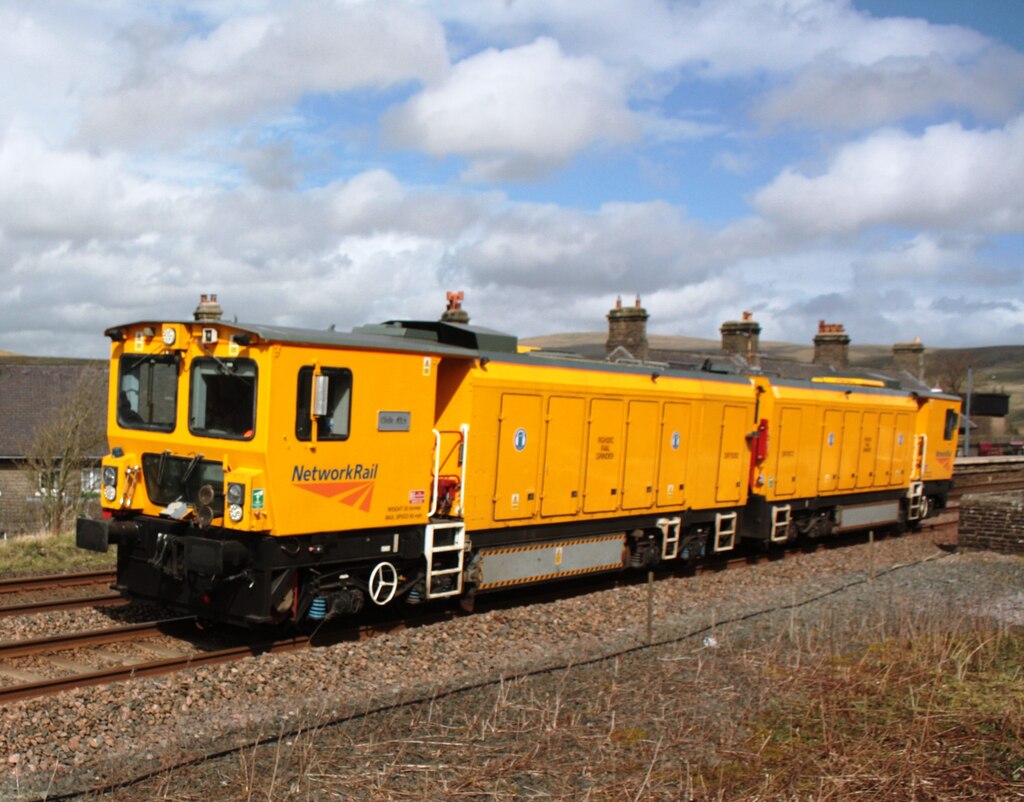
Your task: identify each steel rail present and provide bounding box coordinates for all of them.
[0,633,309,704]
[0,619,195,659]
[0,569,116,594]
[0,592,125,619]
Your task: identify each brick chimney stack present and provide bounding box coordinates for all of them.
[720,311,761,367]
[441,291,470,324]
[892,336,925,382]
[813,320,850,368]
[193,293,223,322]
[606,295,649,361]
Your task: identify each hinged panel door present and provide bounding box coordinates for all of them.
[838,410,861,490]
[715,404,748,503]
[583,398,624,513]
[493,393,543,521]
[891,413,912,484]
[819,409,842,492]
[656,402,692,507]
[856,411,879,488]
[622,400,659,510]
[875,412,895,486]
[775,407,802,497]
[540,396,586,517]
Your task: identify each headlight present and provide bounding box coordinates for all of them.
[228,504,244,523]
[103,485,117,502]
[162,327,177,346]
[226,482,245,505]
[102,466,117,487]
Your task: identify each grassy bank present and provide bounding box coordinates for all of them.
[0,531,115,576]
[117,566,1024,801]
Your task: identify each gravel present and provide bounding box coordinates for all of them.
[0,533,1021,800]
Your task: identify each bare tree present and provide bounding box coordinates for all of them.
[20,367,107,534]
[926,350,972,396]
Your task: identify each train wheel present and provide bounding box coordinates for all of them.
[368,561,399,605]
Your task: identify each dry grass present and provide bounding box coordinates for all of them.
[103,596,1024,802]
[0,531,115,575]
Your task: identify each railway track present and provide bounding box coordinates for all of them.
[0,569,122,618]
[0,618,313,704]
[0,511,968,707]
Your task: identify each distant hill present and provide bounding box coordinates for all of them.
[521,331,1024,434]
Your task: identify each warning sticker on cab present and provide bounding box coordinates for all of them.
[409,489,426,504]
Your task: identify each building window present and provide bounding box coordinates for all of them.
[81,467,101,496]
[37,468,60,497]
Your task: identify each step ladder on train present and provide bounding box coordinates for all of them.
[658,517,682,560]
[424,522,466,599]
[714,511,738,553]
[906,481,925,521]
[770,504,792,543]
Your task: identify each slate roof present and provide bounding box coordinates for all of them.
[0,357,107,459]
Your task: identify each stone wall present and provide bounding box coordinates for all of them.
[958,492,1024,554]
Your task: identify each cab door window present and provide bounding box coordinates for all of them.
[189,358,257,439]
[296,367,352,441]
[943,409,958,440]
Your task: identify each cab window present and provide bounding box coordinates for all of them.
[943,409,958,440]
[189,358,257,439]
[117,354,178,431]
[296,367,352,441]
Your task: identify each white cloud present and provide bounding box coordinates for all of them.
[752,116,1024,235]
[445,199,708,289]
[756,47,1024,129]
[77,1,449,149]
[384,37,639,181]
[432,0,987,76]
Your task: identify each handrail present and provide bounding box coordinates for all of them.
[428,429,441,517]
[458,423,469,516]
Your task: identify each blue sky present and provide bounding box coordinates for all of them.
[0,0,1022,357]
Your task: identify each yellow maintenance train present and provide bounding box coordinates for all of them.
[77,303,960,626]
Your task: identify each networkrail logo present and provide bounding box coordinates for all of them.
[292,463,378,513]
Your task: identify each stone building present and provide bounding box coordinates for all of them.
[0,358,106,537]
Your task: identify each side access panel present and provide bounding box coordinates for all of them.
[891,413,913,484]
[838,411,861,491]
[875,412,895,486]
[583,398,625,513]
[819,409,842,493]
[540,396,586,517]
[715,404,748,504]
[856,411,878,489]
[774,406,802,497]
[621,400,659,510]
[493,394,543,521]
[656,402,692,507]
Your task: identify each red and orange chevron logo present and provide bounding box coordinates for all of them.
[295,480,375,513]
